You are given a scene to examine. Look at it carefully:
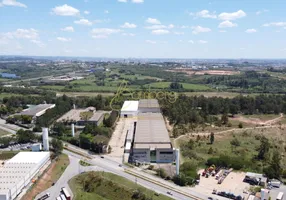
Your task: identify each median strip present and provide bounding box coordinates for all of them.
[124,169,203,200]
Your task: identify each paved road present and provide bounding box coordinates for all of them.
[35,149,207,200]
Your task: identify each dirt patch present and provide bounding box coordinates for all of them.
[231,114,283,126]
[22,162,56,200]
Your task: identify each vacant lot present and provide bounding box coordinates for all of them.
[69,171,172,200]
[0,151,19,160]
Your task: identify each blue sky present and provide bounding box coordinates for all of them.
[0,0,286,58]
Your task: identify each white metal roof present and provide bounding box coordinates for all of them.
[0,152,50,194]
[121,101,139,112]
[7,152,50,164]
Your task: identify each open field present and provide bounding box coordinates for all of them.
[22,154,70,200]
[168,68,240,76]
[69,171,172,200]
[56,92,114,97]
[184,92,261,98]
[145,82,212,91]
[0,128,10,137]
[231,114,283,126]
[0,151,19,160]
[0,93,22,99]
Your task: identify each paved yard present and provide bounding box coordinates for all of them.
[108,118,134,163]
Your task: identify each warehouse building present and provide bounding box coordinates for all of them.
[138,99,160,113]
[14,104,55,119]
[132,113,175,163]
[0,152,50,200]
[57,107,105,126]
[120,101,139,118]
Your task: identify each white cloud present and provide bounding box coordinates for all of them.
[198,40,208,44]
[57,37,71,42]
[61,26,74,32]
[74,19,92,26]
[256,9,269,15]
[6,28,39,39]
[218,20,237,28]
[146,18,161,25]
[174,32,184,35]
[121,22,137,28]
[145,25,167,29]
[1,0,27,8]
[122,33,136,36]
[104,10,109,14]
[218,10,246,21]
[192,26,211,34]
[91,28,122,39]
[181,25,188,29]
[188,40,194,44]
[152,29,170,35]
[51,4,80,16]
[245,28,257,33]
[132,0,144,3]
[262,22,286,27]
[191,10,217,19]
[168,24,174,29]
[30,40,45,48]
[146,40,156,44]
[118,0,127,2]
[84,11,90,15]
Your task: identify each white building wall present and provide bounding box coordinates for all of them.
[42,128,49,151]
[120,111,138,118]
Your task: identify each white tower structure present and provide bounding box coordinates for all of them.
[71,123,75,137]
[175,149,180,175]
[42,127,49,151]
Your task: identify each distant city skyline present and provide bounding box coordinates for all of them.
[0,0,286,58]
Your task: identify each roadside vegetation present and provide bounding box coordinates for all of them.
[69,171,172,200]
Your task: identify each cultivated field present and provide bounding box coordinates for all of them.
[168,68,240,76]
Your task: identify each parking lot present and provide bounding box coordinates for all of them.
[193,170,249,199]
[0,142,34,151]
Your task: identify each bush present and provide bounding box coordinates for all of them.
[238,123,243,128]
[156,168,167,179]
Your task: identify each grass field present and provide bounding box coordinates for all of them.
[145,82,212,91]
[56,92,114,97]
[0,93,22,99]
[176,127,286,171]
[69,171,172,200]
[0,129,10,137]
[184,92,260,98]
[0,151,19,160]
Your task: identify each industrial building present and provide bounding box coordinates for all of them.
[57,107,105,126]
[14,104,55,121]
[0,152,50,200]
[138,99,160,113]
[132,113,175,163]
[120,101,139,118]
[120,99,160,118]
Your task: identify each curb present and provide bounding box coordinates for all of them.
[125,169,203,200]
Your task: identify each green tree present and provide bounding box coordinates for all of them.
[238,122,243,128]
[221,113,229,125]
[51,138,63,155]
[257,136,270,160]
[210,132,215,144]
[16,129,36,143]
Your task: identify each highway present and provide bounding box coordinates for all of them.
[35,149,208,200]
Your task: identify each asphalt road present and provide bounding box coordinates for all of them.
[35,149,207,200]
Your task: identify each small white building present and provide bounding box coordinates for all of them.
[120,101,139,118]
[0,152,50,200]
